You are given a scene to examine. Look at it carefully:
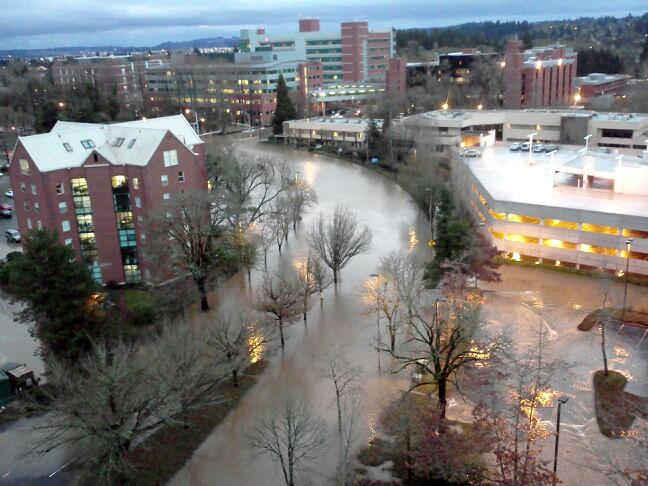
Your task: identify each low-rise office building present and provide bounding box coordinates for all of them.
[282,117,382,147]
[452,143,648,276]
[401,109,648,156]
[9,115,206,284]
[575,73,630,99]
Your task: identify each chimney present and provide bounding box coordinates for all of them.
[299,18,320,33]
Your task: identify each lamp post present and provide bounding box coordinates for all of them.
[370,273,381,372]
[584,133,592,151]
[527,132,537,164]
[622,238,633,316]
[552,396,569,486]
[184,108,199,135]
[425,188,433,240]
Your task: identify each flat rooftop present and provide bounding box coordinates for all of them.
[463,143,648,218]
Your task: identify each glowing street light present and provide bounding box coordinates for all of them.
[477,104,483,110]
[574,93,582,103]
[57,101,65,108]
[622,238,633,316]
[584,133,592,151]
[442,102,449,110]
[369,273,381,372]
[500,61,506,68]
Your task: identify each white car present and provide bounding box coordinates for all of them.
[510,142,522,151]
[4,189,13,198]
[462,148,482,158]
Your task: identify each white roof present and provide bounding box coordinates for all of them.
[17,115,202,173]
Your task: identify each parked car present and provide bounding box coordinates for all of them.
[462,148,482,158]
[510,142,522,151]
[5,229,20,243]
[0,203,12,218]
[532,143,546,153]
[520,142,530,151]
[4,189,13,198]
[544,144,559,152]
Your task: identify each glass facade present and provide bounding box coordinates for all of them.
[71,178,102,282]
[111,176,140,283]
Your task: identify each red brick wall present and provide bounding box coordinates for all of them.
[341,21,369,83]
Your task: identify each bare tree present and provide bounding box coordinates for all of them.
[295,250,330,321]
[477,321,563,486]
[286,177,317,230]
[362,273,401,352]
[227,220,260,284]
[207,306,267,386]
[308,205,372,284]
[146,190,226,311]
[34,334,226,484]
[257,269,303,348]
[382,298,509,421]
[320,347,362,485]
[379,251,426,326]
[309,251,334,306]
[210,147,289,225]
[257,219,277,270]
[271,196,292,254]
[249,392,328,486]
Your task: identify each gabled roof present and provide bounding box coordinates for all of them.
[16,115,202,173]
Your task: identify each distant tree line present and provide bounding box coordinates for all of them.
[577,48,625,75]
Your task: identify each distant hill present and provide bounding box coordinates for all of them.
[0,36,238,59]
[396,13,648,74]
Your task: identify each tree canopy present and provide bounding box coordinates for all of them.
[271,74,297,135]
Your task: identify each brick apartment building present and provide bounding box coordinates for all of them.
[146,59,324,125]
[9,115,206,284]
[52,53,167,108]
[504,40,577,109]
[574,73,630,99]
[145,18,405,123]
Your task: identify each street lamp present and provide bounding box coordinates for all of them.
[425,188,433,240]
[370,273,381,372]
[552,396,569,486]
[184,108,199,135]
[477,104,483,110]
[583,133,592,151]
[441,102,449,110]
[622,238,633,316]
[527,132,537,164]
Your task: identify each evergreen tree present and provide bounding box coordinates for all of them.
[521,31,534,50]
[271,74,297,135]
[366,118,383,159]
[424,187,472,286]
[3,229,100,361]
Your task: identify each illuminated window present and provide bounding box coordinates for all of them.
[543,239,577,250]
[490,229,505,239]
[543,219,577,229]
[61,220,71,232]
[161,175,169,187]
[622,228,648,239]
[19,159,30,175]
[111,175,127,189]
[507,213,540,224]
[489,208,505,220]
[163,150,178,167]
[581,223,618,235]
[59,201,67,213]
[505,234,539,244]
[579,244,616,256]
[132,178,139,190]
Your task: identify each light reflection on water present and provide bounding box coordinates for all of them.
[408,226,419,251]
[247,331,264,364]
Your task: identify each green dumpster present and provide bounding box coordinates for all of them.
[0,370,10,405]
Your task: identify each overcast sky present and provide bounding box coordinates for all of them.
[3,0,647,50]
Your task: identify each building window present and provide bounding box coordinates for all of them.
[163,150,178,167]
[80,139,96,149]
[37,220,43,230]
[64,238,73,246]
[19,159,30,175]
[140,232,146,241]
[31,184,37,195]
[161,174,169,187]
[63,143,73,152]
[23,202,29,211]
[76,214,94,233]
[135,197,141,208]
[163,193,170,201]
[178,171,185,182]
[70,178,89,195]
[26,218,32,229]
[61,220,70,232]
[20,182,25,192]
[137,215,144,225]
[59,201,67,213]
[127,139,137,149]
[132,178,139,190]
[112,137,125,147]
[56,182,64,194]
[34,202,40,213]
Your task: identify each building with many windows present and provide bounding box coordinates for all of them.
[8,115,206,284]
[503,40,577,109]
[52,53,167,108]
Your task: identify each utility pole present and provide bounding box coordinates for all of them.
[622,238,633,316]
[552,396,569,486]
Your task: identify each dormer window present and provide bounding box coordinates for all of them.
[80,139,95,149]
[112,137,125,147]
[127,138,136,148]
[63,143,73,152]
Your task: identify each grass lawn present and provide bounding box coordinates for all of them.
[124,360,267,485]
[578,308,648,331]
[123,288,155,310]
